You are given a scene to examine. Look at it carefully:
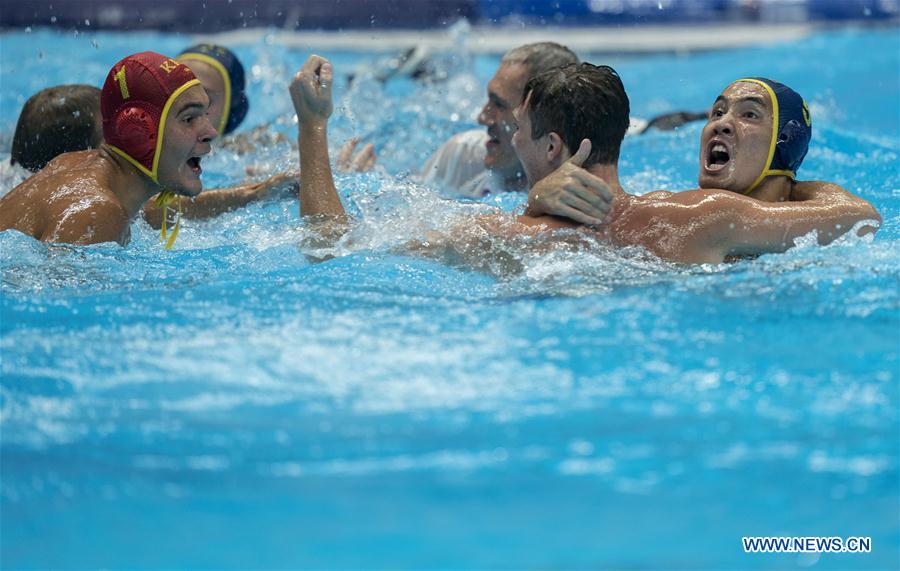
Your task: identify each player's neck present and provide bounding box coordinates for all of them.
[100,144,165,218]
[746,175,793,203]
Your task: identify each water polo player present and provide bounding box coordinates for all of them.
[699,77,811,198]
[0,51,216,246]
[178,43,250,137]
[294,58,879,266]
[525,76,880,253]
[140,43,375,237]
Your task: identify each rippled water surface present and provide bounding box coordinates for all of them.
[1,26,898,569]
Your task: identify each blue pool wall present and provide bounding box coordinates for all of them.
[0,0,897,32]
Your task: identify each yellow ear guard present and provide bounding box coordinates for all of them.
[736,77,812,195]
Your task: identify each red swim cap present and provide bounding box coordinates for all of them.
[101,51,200,183]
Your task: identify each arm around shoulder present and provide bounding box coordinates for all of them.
[669,185,882,262]
[791,180,881,237]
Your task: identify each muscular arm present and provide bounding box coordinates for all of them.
[716,181,881,259]
[298,122,346,223]
[626,187,882,263]
[790,180,881,237]
[141,172,299,228]
[141,134,375,229]
[290,56,348,227]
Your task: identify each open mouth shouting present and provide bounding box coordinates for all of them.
[187,156,203,176]
[704,139,731,173]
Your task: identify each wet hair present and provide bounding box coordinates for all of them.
[501,42,579,81]
[524,63,630,166]
[11,84,102,172]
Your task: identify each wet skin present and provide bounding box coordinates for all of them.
[511,91,565,188]
[477,62,528,181]
[154,84,217,197]
[509,90,881,264]
[0,85,216,245]
[183,59,227,135]
[699,81,773,194]
[285,56,881,267]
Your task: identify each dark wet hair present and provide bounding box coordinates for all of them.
[11,84,102,172]
[524,63,630,167]
[502,42,579,81]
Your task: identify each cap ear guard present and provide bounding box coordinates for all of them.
[736,77,811,194]
[114,105,157,165]
[775,119,810,175]
[101,52,200,184]
[105,103,162,182]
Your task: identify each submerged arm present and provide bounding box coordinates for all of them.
[403,212,586,276]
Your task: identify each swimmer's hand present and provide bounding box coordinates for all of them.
[257,170,300,199]
[336,138,377,173]
[525,139,613,226]
[290,55,334,124]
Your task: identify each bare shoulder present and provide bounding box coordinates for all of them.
[44,195,129,245]
[43,154,128,244]
[640,189,675,200]
[609,189,756,263]
[513,213,580,231]
[1,150,127,245]
[633,188,749,215]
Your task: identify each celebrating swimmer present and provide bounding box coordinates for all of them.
[525,76,881,261]
[0,52,216,245]
[421,42,579,197]
[292,55,880,266]
[140,43,375,232]
[138,43,300,230]
[420,41,706,199]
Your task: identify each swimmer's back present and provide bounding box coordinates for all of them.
[0,149,126,244]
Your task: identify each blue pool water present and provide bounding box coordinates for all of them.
[1,26,898,569]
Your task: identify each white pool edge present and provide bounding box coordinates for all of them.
[192,22,817,54]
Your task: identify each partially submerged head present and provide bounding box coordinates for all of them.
[700,77,811,194]
[478,42,579,179]
[101,51,216,197]
[11,84,103,172]
[177,44,249,136]
[512,63,630,187]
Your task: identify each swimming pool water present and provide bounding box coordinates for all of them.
[1,25,898,569]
